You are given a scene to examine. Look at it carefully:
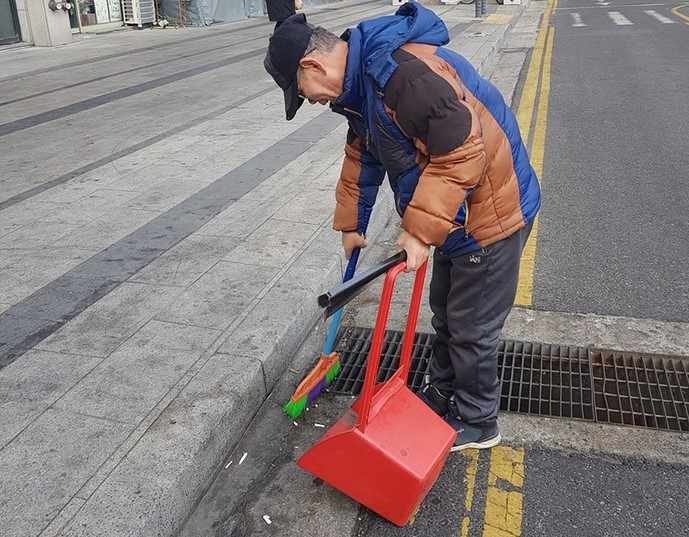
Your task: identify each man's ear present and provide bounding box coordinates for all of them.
[299,56,326,75]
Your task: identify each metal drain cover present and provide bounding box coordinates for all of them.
[591,350,689,432]
[499,340,593,420]
[330,328,689,433]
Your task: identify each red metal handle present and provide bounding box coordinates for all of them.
[357,259,428,430]
[398,259,427,381]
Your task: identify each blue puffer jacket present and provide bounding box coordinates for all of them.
[331,2,541,257]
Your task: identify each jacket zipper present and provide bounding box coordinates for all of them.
[463,200,470,238]
[342,107,371,150]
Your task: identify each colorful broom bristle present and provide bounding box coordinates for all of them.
[283,353,340,419]
[325,359,341,384]
[284,395,308,420]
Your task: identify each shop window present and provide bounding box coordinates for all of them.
[78,0,123,26]
[0,0,21,45]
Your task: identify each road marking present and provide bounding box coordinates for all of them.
[670,2,689,25]
[514,24,546,145]
[558,3,665,9]
[608,11,634,25]
[516,3,555,306]
[644,9,678,22]
[515,0,554,143]
[571,12,587,26]
[460,449,480,537]
[483,14,513,25]
[481,447,526,537]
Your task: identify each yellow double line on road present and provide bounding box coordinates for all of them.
[515,0,557,306]
[460,447,526,537]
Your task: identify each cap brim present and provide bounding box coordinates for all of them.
[284,78,304,121]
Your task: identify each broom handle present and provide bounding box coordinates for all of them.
[357,259,427,431]
[321,248,360,355]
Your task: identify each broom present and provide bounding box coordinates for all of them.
[283,249,361,419]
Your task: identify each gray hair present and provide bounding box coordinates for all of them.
[304,26,342,56]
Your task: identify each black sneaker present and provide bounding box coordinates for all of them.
[417,381,451,416]
[443,413,501,452]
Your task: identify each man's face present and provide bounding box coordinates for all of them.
[297,64,337,106]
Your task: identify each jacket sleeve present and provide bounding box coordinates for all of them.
[333,124,386,235]
[383,58,486,246]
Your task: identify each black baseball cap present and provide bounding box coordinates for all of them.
[264,14,314,121]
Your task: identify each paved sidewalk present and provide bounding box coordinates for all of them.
[0,1,541,535]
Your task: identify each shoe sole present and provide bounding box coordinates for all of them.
[450,433,501,452]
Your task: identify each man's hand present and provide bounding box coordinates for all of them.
[396,230,430,272]
[342,231,367,259]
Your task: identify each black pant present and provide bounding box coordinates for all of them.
[428,223,533,424]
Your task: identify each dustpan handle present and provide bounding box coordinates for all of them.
[398,259,427,380]
[318,251,407,318]
[357,259,428,431]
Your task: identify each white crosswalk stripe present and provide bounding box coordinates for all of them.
[571,12,587,27]
[643,10,677,23]
[569,8,681,28]
[608,11,634,25]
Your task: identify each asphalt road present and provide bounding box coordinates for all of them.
[354,447,689,537]
[533,0,689,322]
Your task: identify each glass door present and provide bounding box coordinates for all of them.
[0,0,21,45]
[77,0,123,27]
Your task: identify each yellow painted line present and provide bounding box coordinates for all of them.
[460,449,480,537]
[515,0,556,142]
[481,446,526,537]
[515,21,555,306]
[670,2,689,24]
[514,4,549,144]
[483,14,513,25]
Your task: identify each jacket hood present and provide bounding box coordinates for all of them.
[357,3,449,87]
[333,3,449,118]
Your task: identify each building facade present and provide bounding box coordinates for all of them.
[1,0,335,48]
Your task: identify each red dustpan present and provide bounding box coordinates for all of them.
[297,258,455,526]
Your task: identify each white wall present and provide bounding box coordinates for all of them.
[18,0,72,46]
[14,0,32,42]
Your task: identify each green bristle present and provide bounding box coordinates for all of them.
[284,360,341,420]
[283,396,308,419]
[325,360,341,385]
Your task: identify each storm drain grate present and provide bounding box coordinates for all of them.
[331,328,593,421]
[591,350,689,432]
[332,327,435,395]
[499,340,593,420]
[330,328,689,432]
